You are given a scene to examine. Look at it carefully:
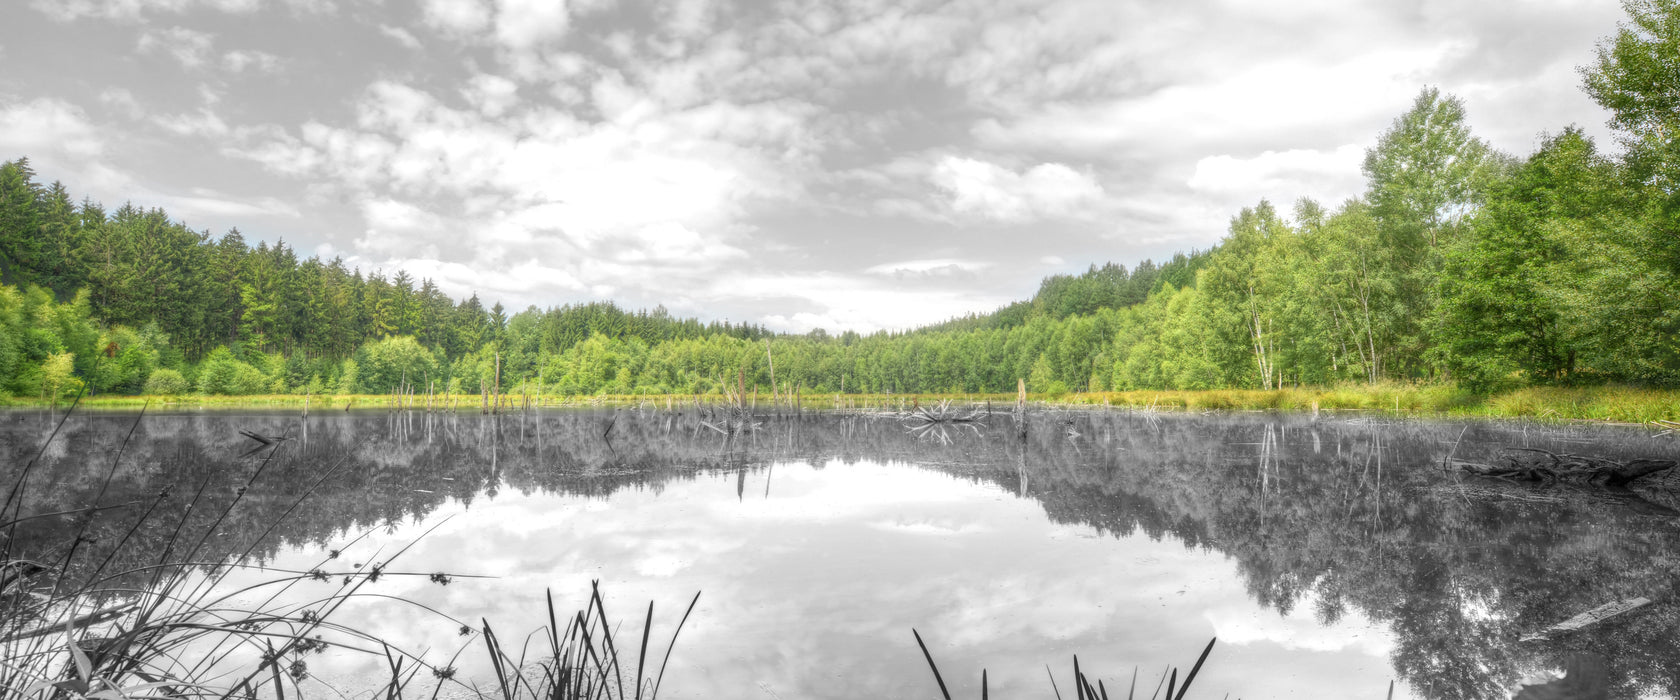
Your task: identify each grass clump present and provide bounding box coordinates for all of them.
[912,630,1219,700]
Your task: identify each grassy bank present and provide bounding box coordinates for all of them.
[5,384,1679,423]
[1072,384,1680,424]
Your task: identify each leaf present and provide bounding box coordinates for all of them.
[64,621,93,682]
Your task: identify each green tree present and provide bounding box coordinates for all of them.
[1362,88,1503,377]
[1582,0,1680,212]
[0,158,43,286]
[354,335,439,394]
[1431,129,1611,390]
[39,351,80,402]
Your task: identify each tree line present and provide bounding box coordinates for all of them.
[1,0,1675,400]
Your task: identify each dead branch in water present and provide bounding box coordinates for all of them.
[902,399,985,425]
[1457,448,1676,488]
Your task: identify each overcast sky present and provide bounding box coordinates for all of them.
[0,0,1628,333]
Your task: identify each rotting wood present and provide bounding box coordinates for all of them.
[1519,597,1653,642]
[1458,448,1676,488]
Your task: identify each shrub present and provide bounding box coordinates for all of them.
[142,368,190,395]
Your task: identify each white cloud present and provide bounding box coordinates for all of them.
[136,26,215,69]
[1187,144,1367,210]
[930,157,1103,222]
[611,221,747,264]
[98,88,145,120]
[280,0,334,14]
[31,0,256,21]
[357,198,447,256]
[222,49,282,74]
[863,258,992,277]
[1203,593,1394,657]
[163,190,300,219]
[422,0,491,36]
[0,97,104,159]
[460,74,520,117]
[153,107,229,138]
[731,273,1013,334]
[492,0,571,50]
[0,96,296,226]
[378,24,423,50]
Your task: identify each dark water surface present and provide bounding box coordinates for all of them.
[5,407,1680,699]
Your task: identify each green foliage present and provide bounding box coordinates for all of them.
[142,367,190,395]
[1582,0,1680,202]
[336,358,359,396]
[195,347,272,395]
[1430,129,1599,391]
[353,335,438,394]
[39,351,81,400]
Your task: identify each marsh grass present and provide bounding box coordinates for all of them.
[469,585,700,700]
[0,402,697,700]
[913,631,1219,700]
[21,381,1680,422]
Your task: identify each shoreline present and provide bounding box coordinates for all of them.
[3,384,1676,424]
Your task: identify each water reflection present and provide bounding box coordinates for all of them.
[3,407,1678,699]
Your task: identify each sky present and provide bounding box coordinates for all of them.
[0,0,1629,334]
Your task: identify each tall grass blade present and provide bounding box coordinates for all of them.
[911,629,951,700]
[266,641,287,700]
[1172,638,1216,700]
[1047,664,1063,700]
[482,618,512,700]
[650,591,701,699]
[635,600,653,700]
[589,580,626,696]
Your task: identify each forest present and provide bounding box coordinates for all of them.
[1,0,1676,402]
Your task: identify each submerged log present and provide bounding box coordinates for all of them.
[1519,598,1652,643]
[1459,448,1676,488]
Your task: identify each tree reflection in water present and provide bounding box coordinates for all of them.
[3,407,1677,699]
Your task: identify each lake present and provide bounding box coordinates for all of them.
[4,406,1679,699]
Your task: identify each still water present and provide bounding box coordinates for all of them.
[4,407,1679,699]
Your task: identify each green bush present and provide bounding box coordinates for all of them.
[229,363,273,395]
[142,368,190,395]
[197,347,272,395]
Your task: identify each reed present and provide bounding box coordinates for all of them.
[911,632,1218,700]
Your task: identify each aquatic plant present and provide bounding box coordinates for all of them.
[913,630,1218,700]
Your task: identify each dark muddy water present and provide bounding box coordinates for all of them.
[4,407,1679,699]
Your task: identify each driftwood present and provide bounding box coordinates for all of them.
[1519,597,1653,643]
[1459,448,1676,488]
[903,399,984,424]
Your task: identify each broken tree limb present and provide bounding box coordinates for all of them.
[1519,597,1653,642]
[1459,448,1676,488]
